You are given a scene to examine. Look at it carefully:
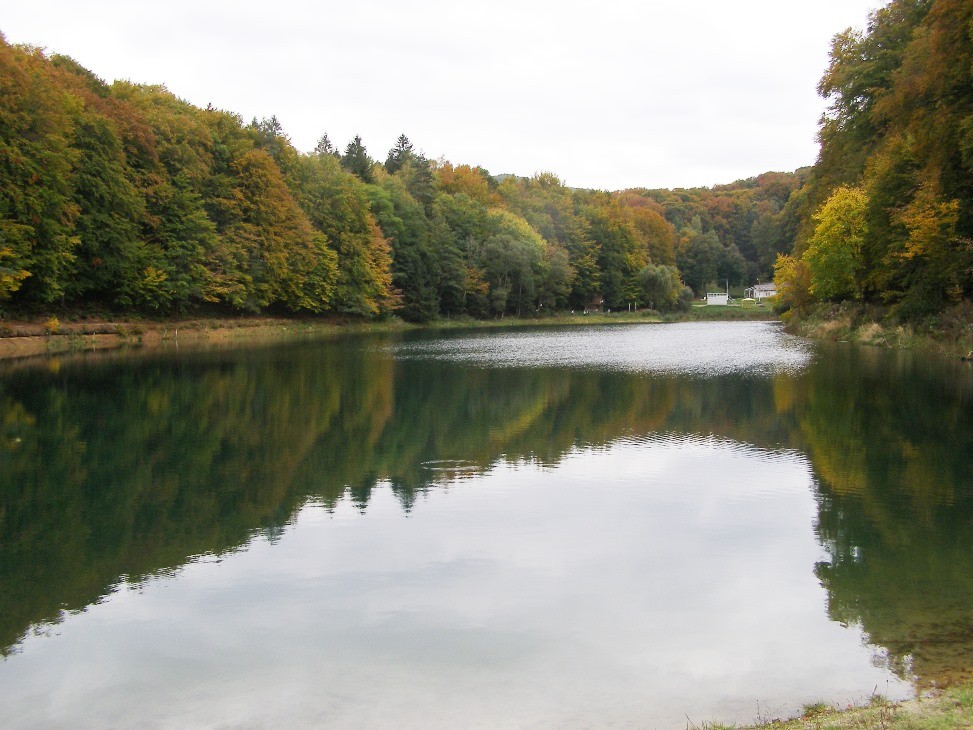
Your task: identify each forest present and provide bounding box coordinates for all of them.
[0,32,800,322]
[0,0,970,323]
[774,0,973,320]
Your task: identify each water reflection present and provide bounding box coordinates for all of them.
[0,439,906,729]
[1,323,972,720]
[395,321,813,376]
[799,344,973,687]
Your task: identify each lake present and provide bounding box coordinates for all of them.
[2,321,972,728]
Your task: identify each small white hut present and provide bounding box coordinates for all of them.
[744,283,777,301]
[705,292,729,306]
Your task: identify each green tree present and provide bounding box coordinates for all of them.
[367,177,438,321]
[637,263,688,312]
[341,135,374,183]
[536,242,575,311]
[384,133,415,174]
[64,112,145,304]
[815,0,930,197]
[498,173,601,309]
[296,151,394,316]
[717,241,748,288]
[137,176,215,311]
[583,194,646,309]
[313,133,340,158]
[676,217,721,294]
[750,200,785,276]
[480,210,546,316]
[431,192,492,316]
[0,39,79,303]
[803,186,869,301]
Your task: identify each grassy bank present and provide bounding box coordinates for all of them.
[697,683,973,729]
[422,305,776,330]
[671,304,779,322]
[783,302,973,360]
[0,305,778,361]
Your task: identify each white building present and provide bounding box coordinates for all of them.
[706,292,729,306]
[745,283,777,301]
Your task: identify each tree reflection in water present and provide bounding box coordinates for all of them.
[1,330,971,690]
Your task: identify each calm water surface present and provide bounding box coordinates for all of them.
[1,321,971,728]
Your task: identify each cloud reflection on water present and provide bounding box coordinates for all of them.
[0,436,908,729]
[395,321,813,376]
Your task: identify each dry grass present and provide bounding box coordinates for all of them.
[699,684,973,730]
[787,302,973,358]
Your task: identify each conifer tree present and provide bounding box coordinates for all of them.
[341,135,374,183]
[385,133,414,174]
[314,133,340,158]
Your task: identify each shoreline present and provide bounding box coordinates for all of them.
[782,302,973,360]
[0,307,778,363]
[6,301,968,367]
[713,682,973,729]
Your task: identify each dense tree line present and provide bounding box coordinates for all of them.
[775,0,973,319]
[620,171,806,293]
[9,1,967,325]
[0,40,387,317]
[2,34,808,322]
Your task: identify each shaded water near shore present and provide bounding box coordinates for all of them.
[2,321,971,728]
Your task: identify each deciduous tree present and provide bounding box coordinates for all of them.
[803,186,869,301]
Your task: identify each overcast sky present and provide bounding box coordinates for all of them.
[3,0,880,190]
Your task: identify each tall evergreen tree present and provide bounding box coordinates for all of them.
[314,133,340,158]
[341,135,374,183]
[384,133,414,174]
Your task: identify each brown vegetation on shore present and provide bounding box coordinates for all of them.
[783,302,973,359]
[0,315,362,360]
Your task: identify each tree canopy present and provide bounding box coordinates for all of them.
[776,0,973,319]
[3,3,969,323]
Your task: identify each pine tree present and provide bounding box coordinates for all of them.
[385,133,414,174]
[341,135,374,183]
[314,133,339,158]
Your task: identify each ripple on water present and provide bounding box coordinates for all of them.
[421,460,481,472]
[395,321,813,376]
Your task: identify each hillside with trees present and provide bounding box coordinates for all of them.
[0,34,803,323]
[774,0,973,321]
[2,0,970,326]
